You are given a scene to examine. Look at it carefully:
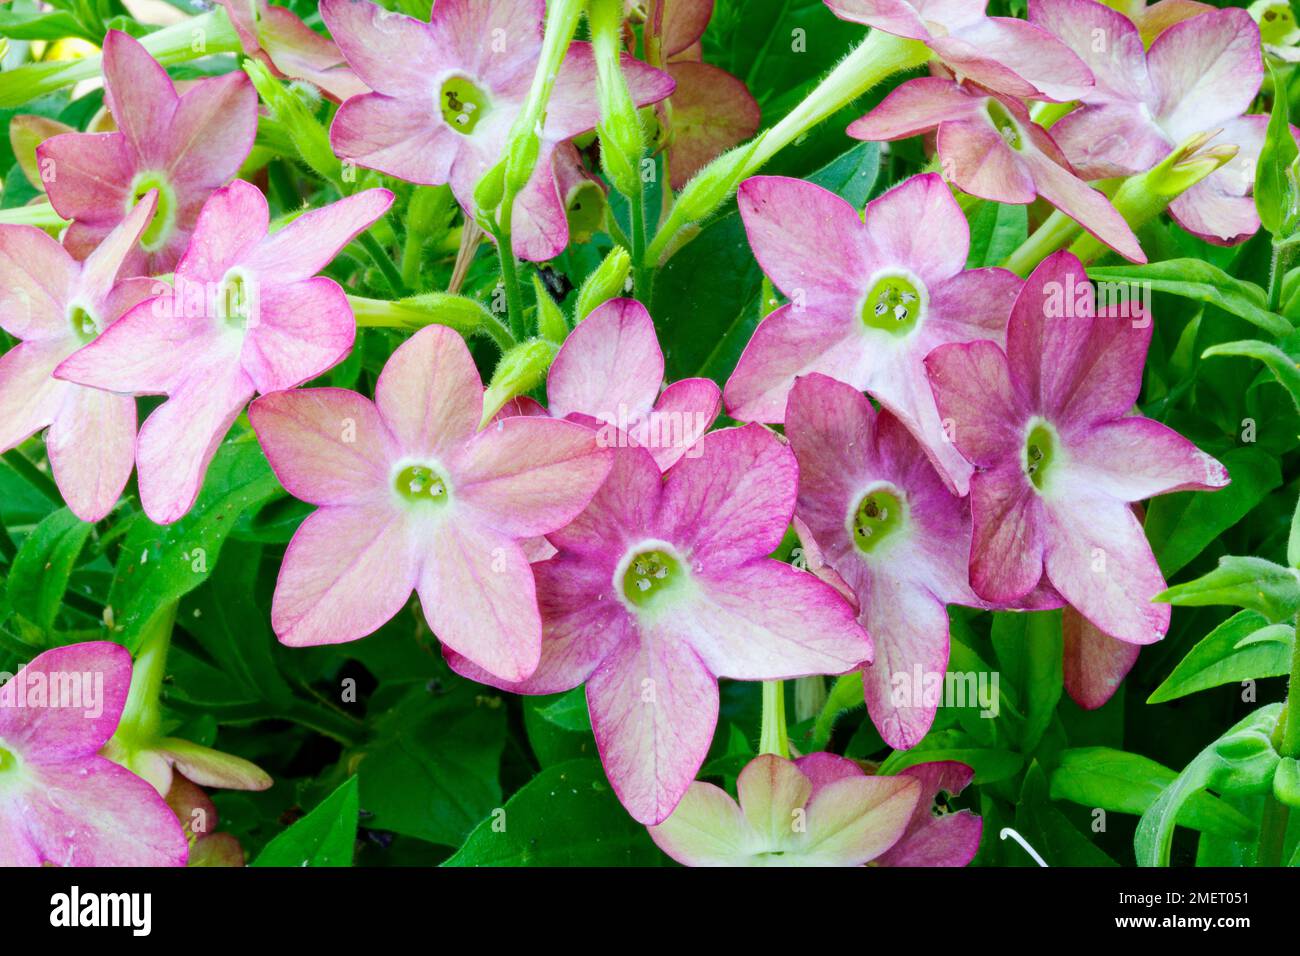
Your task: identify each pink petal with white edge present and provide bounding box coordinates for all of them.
[1147,8,1263,140]
[684,559,872,679]
[737,752,813,846]
[847,76,984,142]
[863,173,969,284]
[801,773,920,865]
[102,30,178,166]
[0,226,77,339]
[1063,606,1142,709]
[586,625,719,825]
[244,188,394,283]
[249,388,396,507]
[273,503,418,647]
[240,276,355,393]
[545,44,676,141]
[46,388,136,523]
[165,71,258,194]
[643,377,721,471]
[549,298,663,422]
[0,642,131,759]
[418,524,542,683]
[329,92,458,186]
[1068,417,1229,500]
[320,0,448,99]
[657,424,797,567]
[1042,495,1170,645]
[737,176,870,308]
[19,757,188,866]
[451,416,612,538]
[875,761,982,866]
[0,340,70,451]
[375,326,482,459]
[647,780,756,866]
[968,462,1047,604]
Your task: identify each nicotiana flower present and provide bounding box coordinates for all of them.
[1030,0,1278,244]
[824,0,1092,101]
[219,0,367,101]
[55,179,394,524]
[248,325,614,682]
[37,30,258,274]
[0,195,157,522]
[0,643,188,866]
[547,298,721,471]
[847,79,1146,263]
[785,373,1056,748]
[648,752,980,866]
[322,0,675,261]
[723,173,1023,495]
[166,775,246,867]
[924,251,1230,645]
[447,427,872,824]
[1063,605,1141,710]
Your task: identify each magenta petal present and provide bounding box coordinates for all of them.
[0,642,131,759]
[644,377,721,471]
[0,814,40,866]
[77,193,157,310]
[936,119,1038,205]
[1063,607,1141,710]
[794,752,865,796]
[166,71,258,193]
[862,173,969,284]
[249,388,396,507]
[241,277,355,393]
[548,298,663,422]
[875,761,982,866]
[36,132,133,224]
[1068,417,1229,500]
[330,93,457,185]
[847,77,984,142]
[785,373,875,530]
[102,30,178,166]
[1020,149,1146,263]
[508,140,570,261]
[587,626,719,825]
[547,444,664,558]
[175,180,270,281]
[969,462,1046,603]
[375,326,483,459]
[924,339,1025,467]
[46,388,136,523]
[273,503,417,646]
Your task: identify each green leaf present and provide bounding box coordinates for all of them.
[0,10,94,41]
[252,776,359,867]
[537,685,592,733]
[1014,762,1117,866]
[1148,610,1294,703]
[966,201,1028,269]
[106,442,283,651]
[1202,339,1300,411]
[1089,261,1292,337]
[1050,747,1254,840]
[1256,61,1299,238]
[991,610,1063,753]
[877,729,1024,784]
[1155,555,1300,623]
[1143,447,1281,577]
[444,760,662,866]
[1136,704,1282,866]
[1274,757,1300,809]
[6,507,92,634]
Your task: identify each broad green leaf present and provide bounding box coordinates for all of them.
[991,610,1063,753]
[1256,61,1299,238]
[106,442,283,651]
[1014,762,1116,866]
[1148,610,1294,703]
[877,731,1024,785]
[6,507,92,635]
[1202,339,1300,411]
[252,776,359,867]
[1050,747,1253,839]
[1144,447,1281,577]
[444,760,662,866]
[537,685,592,733]
[966,201,1028,269]
[1089,261,1291,337]
[1155,555,1300,623]
[0,10,93,41]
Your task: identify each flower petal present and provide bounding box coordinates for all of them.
[375,325,483,458]
[800,774,920,866]
[666,61,761,190]
[548,297,663,422]
[0,642,131,759]
[175,180,270,282]
[320,0,448,98]
[643,377,721,471]
[547,443,664,557]
[507,140,570,261]
[244,188,394,283]
[0,339,70,451]
[241,276,355,393]
[36,132,134,225]
[1028,0,1151,100]
[969,462,1046,603]
[0,225,77,339]
[936,17,1093,101]
[737,753,813,847]
[863,172,969,284]
[1020,149,1146,263]
[545,43,675,141]
[46,387,135,523]
[330,92,458,185]
[647,780,755,866]
[824,0,934,40]
[847,76,984,141]
[1168,114,1272,245]
[1068,417,1229,500]
[936,118,1039,205]
[1148,7,1263,140]
[924,339,1025,467]
[1063,606,1142,709]
[875,761,981,866]
[166,72,258,194]
[102,30,178,166]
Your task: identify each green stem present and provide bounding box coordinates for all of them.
[1258,612,1300,866]
[2,448,60,503]
[117,603,178,744]
[400,228,424,290]
[1003,209,1081,277]
[494,224,528,341]
[357,231,407,297]
[1266,240,1296,313]
[760,680,790,759]
[0,201,67,227]
[349,294,515,351]
[629,185,650,303]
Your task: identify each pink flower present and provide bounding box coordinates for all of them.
[847,79,1146,263]
[321,0,675,261]
[37,30,258,275]
[547,298,721,471]
[0,196,157,521]
[55,179,393,524]
[0,642,188,866]
[1063,605,1141,710]
[219,0,368,101]
[247,325,614,683]
[723,173,1023,495]
[1030,0,1278,244]
[824,0,1093,101]
[924,251,1229,645]
[166,775,246,867]
[648,752,980,866]
[447,427,872,824]
[785,373,1057,748]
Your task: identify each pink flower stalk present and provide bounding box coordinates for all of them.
[321,0,675,261]
[824,0,1093,101]
[723,173,1023,495]
[37,30,258,274]
[924,251,1229,645]
[447,427,873,824]
[0,197,157,522]
[847,79,1146,263]
[219,0,368,101]
[55,179,393,525]
[1030,0,1276,244]
[0,642,188,866]
[785,373,1057,748]
[548,298,721,471]
[248,325,614,682]
[648,752,980,866]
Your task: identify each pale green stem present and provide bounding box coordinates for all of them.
[760,680,790,759]
[0,201,67,227]
[116,603,178,745]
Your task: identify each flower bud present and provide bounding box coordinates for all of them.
[1274,756,1300,808]
[244,58,341,186]
[531,273,570,344]
[473,160,507,218]
[480,338,559,426]
[574,247,632,321]
[349,292,487,336]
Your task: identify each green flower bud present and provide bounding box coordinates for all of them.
[574,247,632,321]
[349,293,487,336]
[244,58,341,187]
[480,338,559,426]
[474,160,507,218]
[531,273,571,344]
[505,127,543,198]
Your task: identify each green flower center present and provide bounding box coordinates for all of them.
[566,181,606,243]
[1024,421,1058,491]
[440,76,491,134]
[621,548,682,608]
[985,100,1022,151]
[216,270,255,329]
[851,488,905,555]
[394,464,450,504]
[67,304,99,343]
[0,743,16,775]
[861,273,923,335]
[126,171,177,251]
